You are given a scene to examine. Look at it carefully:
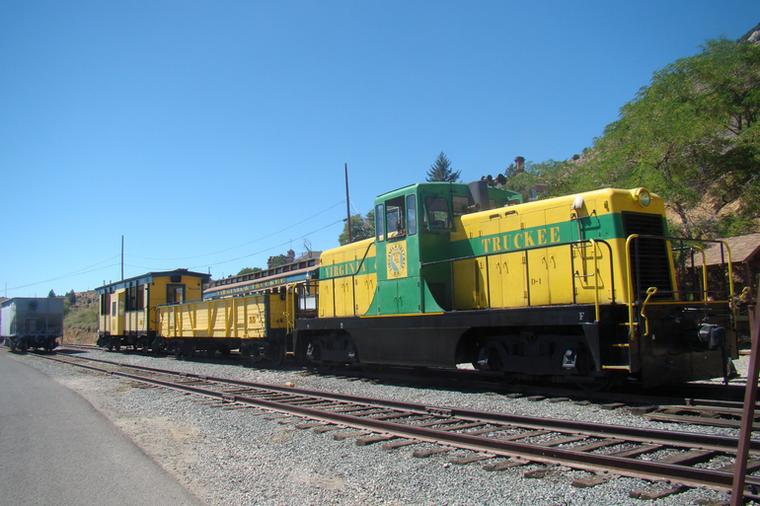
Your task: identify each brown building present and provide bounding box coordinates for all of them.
[702,233,760,294]
[702,233,760,342]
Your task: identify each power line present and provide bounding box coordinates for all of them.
[128,218,343,273]
[189,218,344,270]
[130,200,346,262]
[4,256,120,292]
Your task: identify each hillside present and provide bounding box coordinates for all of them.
[501,26,760,239]
[63,290,98,345]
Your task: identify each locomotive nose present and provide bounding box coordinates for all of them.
[698,323,726,351]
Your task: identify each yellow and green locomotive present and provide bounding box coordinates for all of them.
[296,182,736,386]
[98,182,736,386]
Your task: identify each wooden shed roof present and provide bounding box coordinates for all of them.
[703,233,760,266]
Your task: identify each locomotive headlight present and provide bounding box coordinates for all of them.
[634,188,651,207]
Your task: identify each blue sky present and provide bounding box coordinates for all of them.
[0,0,757,295]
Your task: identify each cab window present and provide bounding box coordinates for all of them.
[385,196,406,239]
[375,204,385,241]
[425,196,451,231]
[406,194,417,235]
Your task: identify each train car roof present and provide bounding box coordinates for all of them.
[1,296,65,306]
[95,269,211,294]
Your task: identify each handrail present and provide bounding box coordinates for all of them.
[589,239,600,322]
[420,238,612,268]
[322,240,376,282]
[699,248,708,302]
[625,233,640,338]
[421,238,616,309]
[625,234,735,338]
[317,240,375,318]
[640,287,658,337]
[726,243,736,325]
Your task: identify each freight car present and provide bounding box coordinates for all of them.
[293,182,736,386]
[96,269,210,351]
[157,254,319,360]
[1,297,64,352]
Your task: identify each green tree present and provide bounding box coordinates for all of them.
[338,209,376,245]
[499,159,574,201]
[237,267,262,276]
[48,289,56,297]
[426,152,461,182]
[267,249,296,269]
[66,289,77,306]
[570,38,760,237]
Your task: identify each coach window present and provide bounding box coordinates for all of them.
[406,194,417,235]
[136,284,145,310]
[127,286,137,311]
[167,284,185,305]
[375,203,385,241]
[385,196,406,239]
[425,196,451,231]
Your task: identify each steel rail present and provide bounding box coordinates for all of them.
[49,352,760,453]
[66,342,755,400]
[36,353,760,495]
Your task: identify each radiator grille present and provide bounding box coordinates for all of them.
[622,212,673,300]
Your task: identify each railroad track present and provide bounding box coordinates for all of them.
[60,343,760,431]
[32,351,760,500]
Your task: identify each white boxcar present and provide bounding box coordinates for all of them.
[1,297,64,352]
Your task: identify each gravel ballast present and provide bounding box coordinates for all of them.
[8,347,741,505]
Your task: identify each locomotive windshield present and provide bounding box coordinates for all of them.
[425,196,451,231]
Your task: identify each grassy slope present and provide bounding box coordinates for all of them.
[63,291,98,344]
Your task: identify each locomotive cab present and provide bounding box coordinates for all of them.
[367,182,522,316]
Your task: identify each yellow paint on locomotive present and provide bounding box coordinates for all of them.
[450,187,671,310]
[318,238,376,318]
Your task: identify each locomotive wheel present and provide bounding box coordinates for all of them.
[305,340,322,365]
[474,344,504,372]
[19,340,28,353]
[9,339,17,352]
[268,341,284,367]
[218,346,230,356]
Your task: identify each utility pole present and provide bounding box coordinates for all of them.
[121,235,124,281]
[345,163,352,243]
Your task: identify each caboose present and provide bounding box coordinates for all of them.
[96,269,210,351]
[295,182,736,386]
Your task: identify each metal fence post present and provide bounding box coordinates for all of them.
[731,287,760,505]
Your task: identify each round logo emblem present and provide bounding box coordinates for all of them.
[387,243,406,276]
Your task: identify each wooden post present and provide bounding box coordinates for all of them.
[731,285,760,505]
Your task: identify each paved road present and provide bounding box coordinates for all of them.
[0,350,200,505]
